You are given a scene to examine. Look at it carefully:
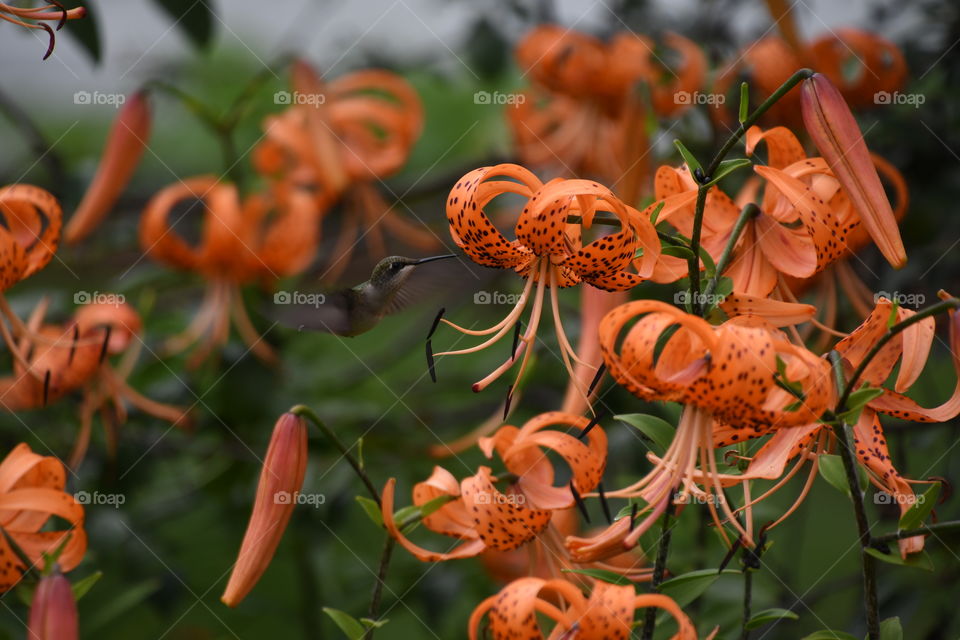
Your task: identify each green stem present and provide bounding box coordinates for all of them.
[873,520,960,544]
[837,297,960,409]
[641,504,675,640]
[703,203,760,301]
[741,567,753,640]
[828,352,880,640]
[363,536,396,640]
[687,68,814,317]
[289,404,381,506]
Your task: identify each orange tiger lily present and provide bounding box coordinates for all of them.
[254,61,436,282]
[437,163,660,398]
[139,177,318,366]
[0,2,86,59]
[469,577,698,640]
[594,301,833,548]
[510,25,705,184]
[0,443,86,592]
[712,28,905,129]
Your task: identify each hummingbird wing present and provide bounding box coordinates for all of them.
[272,289,356,335]
[381,258,479,316]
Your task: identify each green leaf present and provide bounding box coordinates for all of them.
[561,568,633,586]
[865,547,934,570]
[361,617,390,630]
[745,608,799,630]
[648,201,666,226]
[661,245,695,261]
[356,496,383,528]
[652,324,681,367]
[673,139,702,173]
[801,631,858,640]
[703,158,753,188]
[714,276,734,300]
[818,454,854,498]
[63,3,101,62]
[659,569,737,609]
[419,494,452,519]
[898,482,940,531]
[738,82,749,123]
[323,608,366,639]
[152,0,215,49]
[878,617,903,640]
[698,245,717,279]
[71,571,103,601]
[615,414,675,454]
[838,386,884,424]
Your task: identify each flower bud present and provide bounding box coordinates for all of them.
[221,413,308,606]
[801,73,906,268]
[65,91,151,245]
[28,572,78,640]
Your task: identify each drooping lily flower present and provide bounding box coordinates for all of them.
[0,443,86,592]
[704,295,958,557]
[140,177,319,366]
[65,91,152,245]
[387,412,649,582]
[222,412,308,606]
[510,25,705,183]
[0,2,86,59]
[592,301,833,548]
[437,163,660,398]
[254,61,436,282]
[28,569,79,640]
[469,577,698,640]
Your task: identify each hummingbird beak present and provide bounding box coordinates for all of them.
[414,254,457,265]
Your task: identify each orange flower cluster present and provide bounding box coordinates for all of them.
[254,61,437,282]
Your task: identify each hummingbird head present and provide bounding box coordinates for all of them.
[369,254,457,290]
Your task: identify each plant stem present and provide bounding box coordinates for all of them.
[686,68,814,315]
[641,504,675,640]
[363,535,396,640]
[837,297,959,409]
[873,520,960,544]
[741,567,753,640]
[703,203,760,301]
[289,404,381,505]
[827,352,880,640]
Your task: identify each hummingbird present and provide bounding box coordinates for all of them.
[275,254,459,336]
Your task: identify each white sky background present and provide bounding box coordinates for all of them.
[0,0,923,104]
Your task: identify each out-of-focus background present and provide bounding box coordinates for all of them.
[0,0,959,638]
